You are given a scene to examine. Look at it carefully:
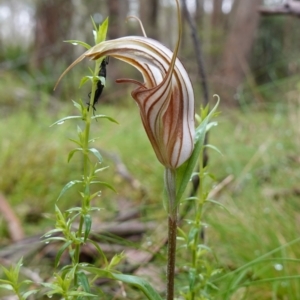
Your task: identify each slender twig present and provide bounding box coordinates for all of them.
[165,168,178,300]
[167,215,177,300]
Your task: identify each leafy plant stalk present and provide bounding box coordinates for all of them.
[191,147,205,300]
[73,59,101,271]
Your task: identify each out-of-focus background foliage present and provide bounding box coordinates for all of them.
[1,0,300,299]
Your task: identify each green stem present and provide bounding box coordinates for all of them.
[165,168,177,300]
[190,148,204,300]
[73,60,101,285]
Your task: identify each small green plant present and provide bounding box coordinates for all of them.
[175,104,221,300]
[0,258,38,299]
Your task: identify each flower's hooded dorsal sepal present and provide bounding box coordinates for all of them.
[55,0,195,169]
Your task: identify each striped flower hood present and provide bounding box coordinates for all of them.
[56,8,194,169]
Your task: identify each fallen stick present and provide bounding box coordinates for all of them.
[0,193,24,242]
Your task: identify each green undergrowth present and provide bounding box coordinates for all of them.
[0,93,300,298]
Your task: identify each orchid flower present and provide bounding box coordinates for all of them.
[56,3,194,170]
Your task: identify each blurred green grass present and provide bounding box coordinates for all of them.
[0,77,300,298]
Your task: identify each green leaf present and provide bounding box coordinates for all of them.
[187,227,199,244]
[14,257,23,278]
[66,207,82,213]
[55,241,72,268]
[84,214,92,241]
[175,97,220,204]
[65,40,91,49]
[183,196,198,201]
[44,237,67,243]
[188,268,196,291]
[89,206,103,212]
[77,272,91,293]
[57,180,82,201]
[50,116,82,127]
[197,243,213,253]
[42,228,63,237]
[204,144,223,156]
[88,137,100,143]
[23,289,39,299]
[88,148,103,162]
[86,240,108,266]
[206,199,232,215]
[91,114,119,124]
[112,273,163,300]
[91,16,98,33]
[90,191,102,200]
[108,253,125,270]
[68,148,83,162]
[81,267,163,300]
[206,121,218,131]
[90,181,116,192]
[68,138,82,147]
[73,100,84,111]
[68,291,96,297]
[95,166,109,173]
[79,76,91,88]
[97,17,109,44]
[55,205,65,220]
[0,283,13,291]
[177,227,187,240]
[0,279,12,285]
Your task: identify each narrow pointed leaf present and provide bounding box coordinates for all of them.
[55,241,72,268]
[79,76,91,88]
[84,214,92,241]
[111,273,163,300]
[50,116,82,127]
[91,17,98,33]
[204,144,223,156]
[66,207,82,213]
[206,199,232,215]
[65,40,91,49]
[97,17,109,44]
[86,240,108,265]
[57,180,82,200]
[90,181,116,192]
[14,257,23,280]
[72,100,84,111]
[91,114,119,123]
[95,166,109,173]
[81,267,163,300]
[88,148,103,162]
[0,284,13,291]
[42,228,63,237]
[68,138,82,147]
[43,237,67,242]
[77,272,91,293]
[23,290,39,299]
[68,148,83,162]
